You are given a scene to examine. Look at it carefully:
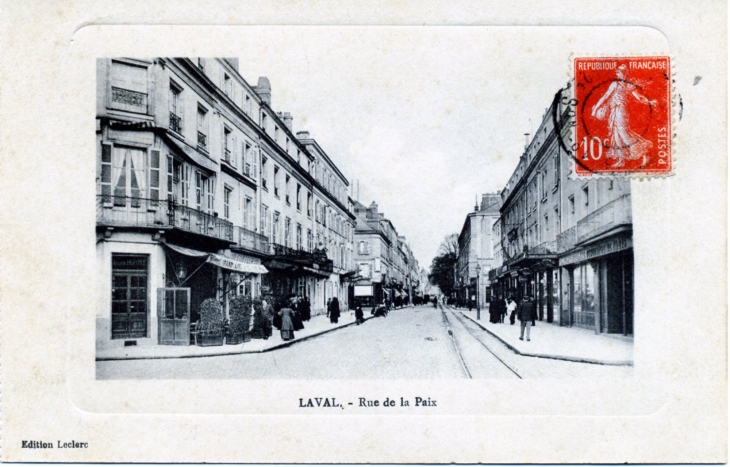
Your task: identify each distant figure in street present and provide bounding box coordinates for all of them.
[355,305,364,325]
[329,297,341,324]
[507,296,518,325]
[278,305,295,341]
[432,296,438,308]
[499,297,507,323]
[326,298,332,318]
[518,295,536,341]
[300,296,311,321]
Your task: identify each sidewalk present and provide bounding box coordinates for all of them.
[97,310,371,361]
[448,305,633,366]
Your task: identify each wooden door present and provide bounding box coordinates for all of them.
[111,256,149,339]
[157,288,191,345]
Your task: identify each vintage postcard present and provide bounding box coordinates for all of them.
[0,0,726,464]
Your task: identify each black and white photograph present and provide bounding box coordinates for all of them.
[95,51,636,380]
[0,1,726,463]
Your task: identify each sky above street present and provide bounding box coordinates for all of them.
[234,26,667,269]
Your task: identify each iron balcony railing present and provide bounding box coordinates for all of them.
[197,131,207,150]
[111,87,148,112]
[169,112,182,133]
[97,195,234,243]
[576,194,632,244]
[172,202,234,242]
[96,195,166,228]
[557,225,577,253]
[234,226,271,255]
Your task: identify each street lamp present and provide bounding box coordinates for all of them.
[475,263,482,320]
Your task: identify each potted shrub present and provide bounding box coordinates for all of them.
[228,295,253,345]
[196,298,225,346]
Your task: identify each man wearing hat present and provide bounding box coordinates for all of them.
[518,294,536,341]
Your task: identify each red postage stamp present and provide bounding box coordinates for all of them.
[574,56,672,176]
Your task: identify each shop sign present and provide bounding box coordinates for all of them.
[559,249,587,267]
[112,255,147,270]
[221,252,262,265]
[585,237,632,260]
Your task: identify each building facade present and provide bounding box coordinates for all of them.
[490,94,634,336]
[455,194,501,308]
[351,201,419,308]
[96,57,355,351]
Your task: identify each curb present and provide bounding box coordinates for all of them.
[96,315,375,362]
[448,306,633,367]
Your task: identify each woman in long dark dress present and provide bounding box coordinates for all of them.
[290,298,305,331]
[299,296,311,321]
[329,297,341,324]
[278,306,295,341]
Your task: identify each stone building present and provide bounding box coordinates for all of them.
[454,193,501,308]
[96,57,356,351]
[490,93,634,336]
[351,201,419,307]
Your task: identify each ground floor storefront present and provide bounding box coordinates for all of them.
[96,231,268,351]
[490,235,634,337]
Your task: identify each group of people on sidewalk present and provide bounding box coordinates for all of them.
[266,295,312,342]
[268,295,347,342]
[488,295,538,342]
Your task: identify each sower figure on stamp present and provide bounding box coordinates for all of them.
[518,294,536,341]
[591,64,657,167]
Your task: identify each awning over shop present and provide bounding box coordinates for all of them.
[208,253,268,274]
[164,243,209,257]
[301,266,331,278]
[164,243,267,274]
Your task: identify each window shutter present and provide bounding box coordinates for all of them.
[232,135,238,168]
[221,125,226,161]
[149,149,160,201]
[100,143,113,201]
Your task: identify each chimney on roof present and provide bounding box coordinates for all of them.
[524,133,530,149]
[278,112,293,131]
[296,130,310,141]
[253,77,271,105]
[474,195,479,212]
[369,201,378,216]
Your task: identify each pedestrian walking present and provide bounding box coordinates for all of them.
[507,296,517,325]
[300,296,311,321]
[326,298,332,318]
[290,296,305,331]
[518,294,536,341]
[329,297,341,324]
[355,305,364,325]
[278,305,295,341]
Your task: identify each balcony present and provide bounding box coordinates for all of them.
[197,131,207,150]
[557,225,577,253]
[271,244,334,272]
[576,195,632,244]
[234,226,271,255]
[169,112,182,133]
[97,195,234,243]
[111,87,148,113]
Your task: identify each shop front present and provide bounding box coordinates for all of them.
[558,235,633,336]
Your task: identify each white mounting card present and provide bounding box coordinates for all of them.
[0,0,726,463]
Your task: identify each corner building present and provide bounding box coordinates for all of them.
[96,57,356,351]
[491,94,634,336]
